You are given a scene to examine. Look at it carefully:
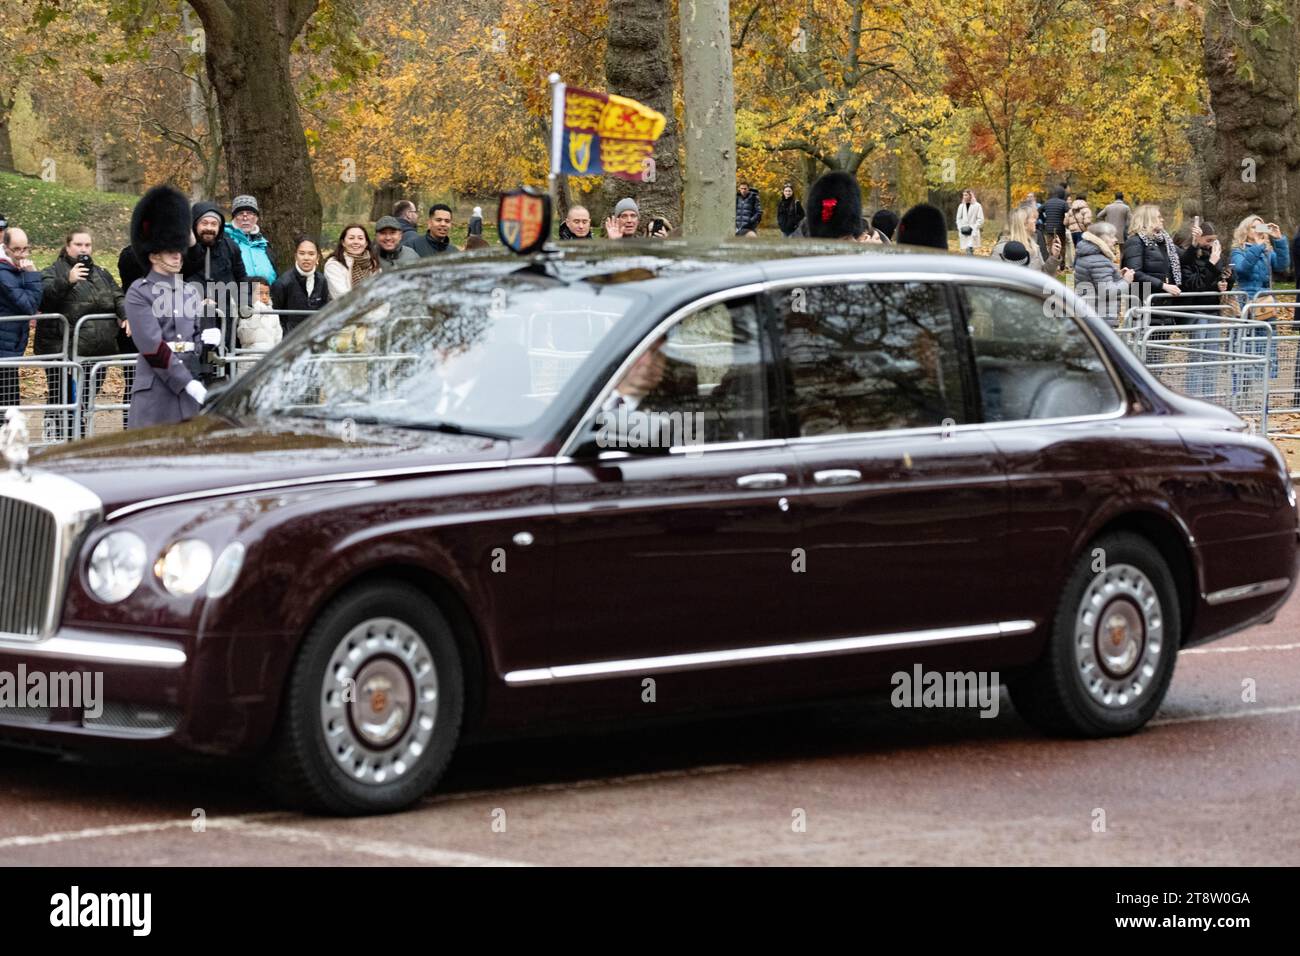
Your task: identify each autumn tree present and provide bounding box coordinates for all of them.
[1202,0,1300,230]
[304,0,606,216]
[602,0,681,223]
[732,0,951,184]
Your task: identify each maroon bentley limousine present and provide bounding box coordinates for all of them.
[1,239,1295,813]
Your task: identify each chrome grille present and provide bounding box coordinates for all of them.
[0,495,56,636]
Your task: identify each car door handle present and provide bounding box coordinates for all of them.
[736,472,788,490]
[813,468,862,486]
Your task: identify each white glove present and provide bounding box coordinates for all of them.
[200,328,222,347]
[185,380,208,405]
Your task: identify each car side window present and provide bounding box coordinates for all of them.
[605,297,776,445]
[962,285,1121,422]
[775,281,967,437]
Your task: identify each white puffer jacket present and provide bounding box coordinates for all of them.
[237,303,283,350]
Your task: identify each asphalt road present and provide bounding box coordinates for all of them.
[1,595,1297,866]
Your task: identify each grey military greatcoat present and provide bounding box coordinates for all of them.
[124,270,206,429]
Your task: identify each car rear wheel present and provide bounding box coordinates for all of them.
[1009,532,1180,737]
[262,582,464,815]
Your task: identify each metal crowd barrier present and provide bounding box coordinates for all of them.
[74,314,136,439]
[1138,319,1271,426]
[0,314,76,443]
[0,359,82,446]
[1238,300,1300,451]
[228,309,317,380]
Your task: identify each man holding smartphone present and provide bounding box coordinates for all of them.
[39,228,131,438]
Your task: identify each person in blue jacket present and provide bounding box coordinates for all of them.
[226,194,277,283]
[1231,215,1289,299]
[0,226,45,411]
[1230,215,1291,393]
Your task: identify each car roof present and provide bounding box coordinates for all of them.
[380,237,1066,304]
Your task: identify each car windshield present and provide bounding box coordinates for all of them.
[214,269,639,437]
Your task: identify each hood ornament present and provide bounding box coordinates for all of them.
[1,407,30,478]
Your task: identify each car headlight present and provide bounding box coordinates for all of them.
[207,542,246,599]
[156,539,214,596]
[87,531,147,603]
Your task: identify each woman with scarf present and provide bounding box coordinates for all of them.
[1122,205,1181,305]
[324,224,381,300]
[1071,221,1135,324]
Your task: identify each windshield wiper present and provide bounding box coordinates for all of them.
[291,412,509,440]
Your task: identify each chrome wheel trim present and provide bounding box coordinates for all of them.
[1074,563,1164,710]
[320,616,439,786]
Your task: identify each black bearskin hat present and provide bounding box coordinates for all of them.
[895,203,949,250]
[806,171,863,239]
[130,184,193,267]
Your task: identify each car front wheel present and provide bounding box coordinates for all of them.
[1009,532,1180,737]
[263,582,464,814]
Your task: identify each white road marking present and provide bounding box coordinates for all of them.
[211,819,532,867]
[0,811,529,866]
[1183,642,1300,655]
[1151,703,1300,726]
[424,762,748,804]
[0,811,289,850]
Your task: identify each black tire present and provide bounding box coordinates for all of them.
[261,582,464,815]
[1009,532,1180,737]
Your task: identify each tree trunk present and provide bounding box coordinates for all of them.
[1187,113,1217,223]
[678,0,735,239]
[0,91,14,175]
[1003,150,1012,236]
[369,179,411,223]
[601,0,681,225]
[192,0,323,272]
[1203,0,1300,233]
[94,132,144,194]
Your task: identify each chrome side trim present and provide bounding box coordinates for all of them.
[105,456,566,521]
[504,619,1036,685]
[0,633,186,667]
[1204,578,1291,606]
[668,438,787,455]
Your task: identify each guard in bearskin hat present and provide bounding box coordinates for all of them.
[805,171,864,240]
[124,184,220,429]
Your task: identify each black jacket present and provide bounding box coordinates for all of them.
[399,220,419,249]
[409,232,452,257]
[37,252,129,357]
[1177,244,1233,294]
[270,267,330,334]
[183,201,248,287]
[118,245,145,293]
[735,191,762,233]
[1042,196,1069,233]
[1122,234,1175,301]
[777,197,805,234]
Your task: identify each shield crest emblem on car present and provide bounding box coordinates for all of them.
[497,187,552,255]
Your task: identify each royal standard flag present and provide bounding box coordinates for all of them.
[555,86,667,181]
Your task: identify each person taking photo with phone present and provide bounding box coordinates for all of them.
[39,228,132,437]
[1231,214,1289,300]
